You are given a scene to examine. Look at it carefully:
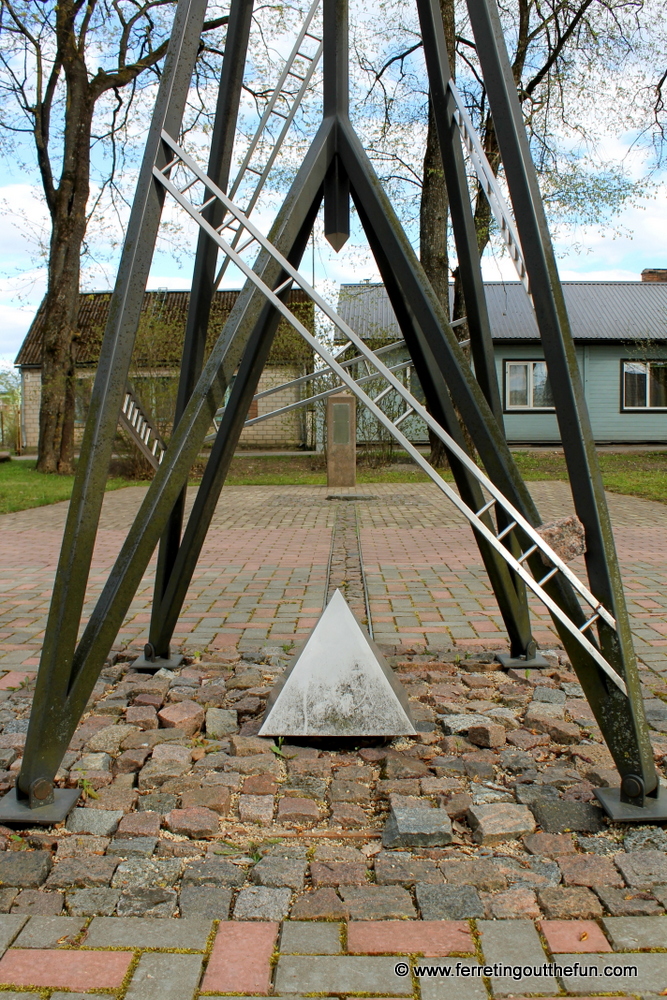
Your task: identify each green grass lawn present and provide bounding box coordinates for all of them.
[0,459,134,516]
[2,449,666,515]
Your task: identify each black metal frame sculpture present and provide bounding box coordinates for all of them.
[2,0,663,824]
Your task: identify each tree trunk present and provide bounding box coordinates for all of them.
[36,42,93,474]
[420,0,455,467]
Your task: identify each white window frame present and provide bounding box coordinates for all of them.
[504,360,555,411]
[622,360,667,411]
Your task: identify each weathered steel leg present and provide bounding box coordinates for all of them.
[466,0,656,816]
[8,0,210,821]
[416,0,538,664]
[8,123,333,813]
[353,203,534,657]
[150,205,323,655]
[149,0,255,664]
[337,120,659,809]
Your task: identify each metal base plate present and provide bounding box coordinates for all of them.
[495,652,551,669]
[595,785,667,823]
[0,787,80,826]
[131,654,184,672]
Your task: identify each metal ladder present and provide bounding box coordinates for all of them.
[119,1,323,465]
[119,387,166,469]
[212,0,323,289]
[152,127,628,697]
[448,80,529,295]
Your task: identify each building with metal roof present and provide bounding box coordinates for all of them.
[337,280,667,445]
[15,289,314,452]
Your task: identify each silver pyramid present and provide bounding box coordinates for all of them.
[259,589,416,737]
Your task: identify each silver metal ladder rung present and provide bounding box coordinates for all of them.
[236,236,258,253]
[496,520,517,541]
[154,129,628,698]
[538,566,560,587]
[580,612,601,633]
[448,80,530,297]
[274,278,293,296]
[475,498,496,517]
[393,407,413,427]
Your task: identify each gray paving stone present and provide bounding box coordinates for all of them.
[66,808,123,836]
[274,956,413,994]
[0,914,28,956]
[46,855,118,888]
[0,852,52,887]
[374,852,443,885]
[83,915,213,950]
[124,953,203,1000]
[181,858,244,887]
[0,994,40,1000]
[477,919,556,997]
[234,886,292,920]
[382,806,452,848]
[615,849,667,887]
[178,885,232,918]
[602,915,667,950]
[117,887,178,917]
[66,888,120,916]
[416,883,484,919]
[339,885,417,920]
[528,799,605,833]
[111,858,182,890]
[557,953,667,995]
[107,836,158,858]
[280,921,342,954]
[12,915,85,948]
[417,960,488,1000]
[251,856,307,890]
[51,995,109,1000]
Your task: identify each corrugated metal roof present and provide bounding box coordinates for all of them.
[16,289,314,367]
[337,281,667,342]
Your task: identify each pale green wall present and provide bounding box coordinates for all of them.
[496,343,667,444]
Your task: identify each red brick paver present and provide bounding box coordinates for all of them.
[539,920,612,953]
[201,921,279,994]
[0,948,132,989]
[347,920,474,956]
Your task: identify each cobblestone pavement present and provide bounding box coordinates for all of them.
[0,482,666,997]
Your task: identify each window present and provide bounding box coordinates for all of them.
[623,361,667,410]
[505,361,554,410]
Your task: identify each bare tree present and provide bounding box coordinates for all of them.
[0,1,229,473]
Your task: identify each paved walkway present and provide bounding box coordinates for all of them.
[0,913,664,997]
[1,482,667,670]
[0,482,666,999]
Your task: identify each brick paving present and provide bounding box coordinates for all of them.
[0,482,666,996]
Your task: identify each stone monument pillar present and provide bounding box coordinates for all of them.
[326,393,356,487]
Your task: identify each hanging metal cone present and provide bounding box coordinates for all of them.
[259,589,416,737]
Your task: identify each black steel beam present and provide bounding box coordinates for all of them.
[466,0,655,803]
[323,0,349,250]
[18,0,210,807]
[150,0,255,659]
[416,0,502,421]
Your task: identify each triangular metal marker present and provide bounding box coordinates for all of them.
[259,589,416,737]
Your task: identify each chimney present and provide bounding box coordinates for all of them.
[641,268,667,282]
